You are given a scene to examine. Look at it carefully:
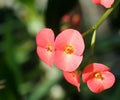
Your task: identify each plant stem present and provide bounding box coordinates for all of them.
[82,0,120,37]
[79,30,97,71]
[90,30,96,58]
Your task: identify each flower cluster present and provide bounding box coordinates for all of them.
[93,0,115,8]
[36,28,84,71]
[36,28,115,93]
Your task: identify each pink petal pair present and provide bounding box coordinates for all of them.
[36,28,85,72]
[82,63,115,93]
[93,0,115,8]
[36,28,55,67]
[55,29,84,71]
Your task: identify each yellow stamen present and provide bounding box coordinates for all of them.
[64,45,74,54]
[94,72,103,80]
[70,72,75,78]
[46,43,53,52]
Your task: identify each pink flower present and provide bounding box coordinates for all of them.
[64,71,80,92]
[101,0,114,8]
[82,63,115,93]
[36,28,55,67]
[54,29,85,71]
[93,0,114,8]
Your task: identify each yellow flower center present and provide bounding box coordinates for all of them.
[64,45,74,54]
[94,72,103,80]
[70,72,75,78]
[46,43,53,52]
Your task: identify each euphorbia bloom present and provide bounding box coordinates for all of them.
[36,28,55,67]
[54,29,85,71]
[93,0,114,8]
[82,63,115,93]
[64,71,80,92]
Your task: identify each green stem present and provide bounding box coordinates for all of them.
[82,0,120,37]
[91,30,96,57]
[79,0,120,71]
[79,30,97,71]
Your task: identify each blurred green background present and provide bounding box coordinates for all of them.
[0,0,120,100]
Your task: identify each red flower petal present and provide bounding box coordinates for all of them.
[64,71,80,92]
[37,47,54,67]
[36,28,54,47]
[101,71,115,90]
[54,51,83,71]
[87,78,104,93]
[93,0,101,4]
[82,63,110,82]
[36,28,55,67]
[55,29,85,56]
[101,0,114,8]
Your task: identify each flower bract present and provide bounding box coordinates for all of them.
[36,28,55,67]
[82,63,115,93]
[101,0,114,8]
[54,29,85,71]
[93,0,114,8]
[64,71,80,92]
